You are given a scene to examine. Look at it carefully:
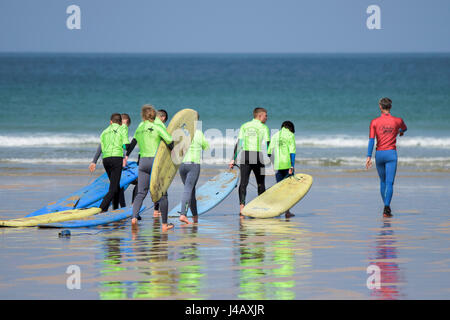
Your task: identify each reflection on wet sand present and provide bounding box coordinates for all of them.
[97,219,206,299]
[236,219,312,300]
[368,219,404,300]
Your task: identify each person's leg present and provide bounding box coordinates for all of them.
[375,151,387,205]
[275,169,289,183]
[100,157,122,212]
[131,179,138,203]
[189,164,201,223]
[132,157,153,223]
[238,164,252,213]
[179,163,191,223]
[118,187,126,208]
[252,163,266,196]
[274,169,294,217]
[383,150,398,208]
[158,192,173,231]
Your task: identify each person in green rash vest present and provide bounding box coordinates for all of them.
[229,107,270,216]
[89,113,129,212]
[268,121,297,218]
[152,109,169,218]
[178,112,209,225]
[127,105,174,231]
[90,114,132,209]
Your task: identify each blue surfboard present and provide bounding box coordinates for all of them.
[38,205,147,228]
[168,169,239,217]
[26,162,139,217]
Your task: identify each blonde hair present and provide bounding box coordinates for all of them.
[141,104,156,121]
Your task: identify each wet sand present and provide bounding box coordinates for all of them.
[0,165,449,299]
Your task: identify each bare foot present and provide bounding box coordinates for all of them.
[153,210,161,217]
[240,204,245,214]
[162,223,174,232]
[192,216,198,223]
[179,215,192,224]
[131,217,138,226]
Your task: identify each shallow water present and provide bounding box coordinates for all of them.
[0,168,449,299]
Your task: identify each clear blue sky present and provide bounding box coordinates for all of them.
[1,0,449,53]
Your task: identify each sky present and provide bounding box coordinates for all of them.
[0,0,449,53]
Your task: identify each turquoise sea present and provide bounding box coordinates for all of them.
[0,53,449,169]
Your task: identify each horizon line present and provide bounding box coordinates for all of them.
[1,50,450,55]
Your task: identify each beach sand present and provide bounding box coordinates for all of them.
[0,164,449,299]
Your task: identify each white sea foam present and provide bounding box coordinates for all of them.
[1,133,450,150]
[1,156,449,167]
[0,134,99,147]
[204,134,450,149]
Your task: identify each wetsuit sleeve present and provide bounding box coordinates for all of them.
[158,126,173,145]
[92,144,102,164]
[267,139,274,157]
[126,138,137,157]
[290,154,296,168]
[265,125,270,151]
[369,119,376,139]
[367,119,376,157]
[367,138,375,157]
[399,118,407,134]
[232,139,242,161]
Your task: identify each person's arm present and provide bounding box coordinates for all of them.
[289,135,296,174]
[92,144,102,164]
[366,120,376,169]
[126,138,137,157]
[158,126,174,150]
[229,139,242,169]
[399,119,407,136]
[89,144,102,172]
[267,138,274,165]
[289,154,296,174]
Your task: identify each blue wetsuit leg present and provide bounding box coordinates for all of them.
[375,150,398,206]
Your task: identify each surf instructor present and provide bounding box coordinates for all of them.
[229,107,270,216]
[365,97,407,218]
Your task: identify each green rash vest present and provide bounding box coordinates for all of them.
[238,119,271,152]
[154,117,166,128]
[100,123,129,158]
[182,130,209,164]
[133,120,173,158]
[268,127,296,170]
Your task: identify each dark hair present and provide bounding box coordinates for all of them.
[157,109,168,123]
[121,113,131,126]
[110,113,122,124]
[253,107,267,118]
[379,97,392,110]
[281,121,295,133]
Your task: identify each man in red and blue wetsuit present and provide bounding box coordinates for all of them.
[365,98,407,217]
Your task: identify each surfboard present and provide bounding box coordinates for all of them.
[26,161,138,217]
[150,108,197,202]
[0,207,101,227]
[168,169,239,217]
[241,173,313,218]
[38,205,147,228]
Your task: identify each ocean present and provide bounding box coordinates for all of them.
[1,53,449,169]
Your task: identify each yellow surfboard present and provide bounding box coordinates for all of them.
[241,174,313,218]
[150,108,197,202]
[0,207,101,227]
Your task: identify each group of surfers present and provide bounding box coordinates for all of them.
[89,97,407,231]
